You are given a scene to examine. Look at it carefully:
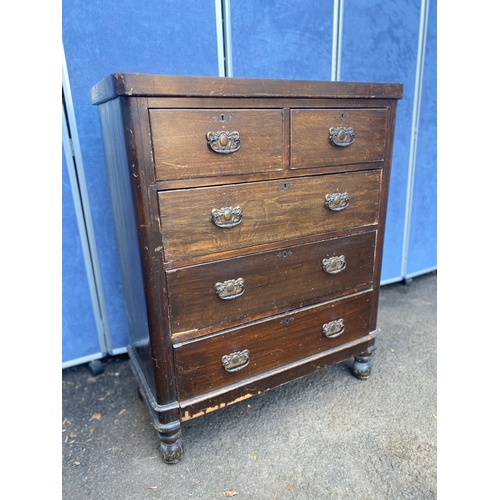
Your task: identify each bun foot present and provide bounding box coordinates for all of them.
[159,435,184,464]
[158,420,184,464]
[351,344,376,380]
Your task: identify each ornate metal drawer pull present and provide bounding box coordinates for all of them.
[212,206,242,228]
[329,126,356,147]
[322,319,345,339]
[221,349,250,372]
[325,192,349,211]
[206,131,241,154]
[323,255,346,274]
[215,278,245,300]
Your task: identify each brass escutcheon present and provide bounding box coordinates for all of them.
[221,349,250,372]
[325,192,349,211]
[322,319,345,338]
[206,131,241,154]
[212,206,242,228]
[329,126,356,147]
[322,255,346,274]
[215,278,245,300]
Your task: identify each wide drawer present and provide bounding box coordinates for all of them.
[174,290,374,401]
[290,108,389,170]
[159,170,381,266]
[167,230,375,338]
[150,108,284,181]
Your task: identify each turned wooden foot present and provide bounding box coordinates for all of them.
[136,384,184,463]
[158,421,184,464]
[351,344,376,380]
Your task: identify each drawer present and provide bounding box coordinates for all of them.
[159,170,381,266]
[167,231,376,338]
[149,108,284,181]
[290,108,389,170]
[174,290,373,401]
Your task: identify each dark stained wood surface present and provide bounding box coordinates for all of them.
[174,290,373,401]
[96,97,157,394]
[290,108,388,169]
[158,170,381,266]
[150,108,284,180]
[90,73,403,105]
[92,74,402,461]
[179,335,376,421]
[167,231,376,339]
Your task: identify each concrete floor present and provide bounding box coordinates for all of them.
[62,272,437,500]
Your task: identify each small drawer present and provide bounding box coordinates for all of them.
[174,290,373,401]
[158,170,381,266]
[149,108,284,181]
[167,231,375,338]
[290,108,389,170]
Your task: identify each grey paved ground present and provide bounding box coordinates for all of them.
[62,272,437,499]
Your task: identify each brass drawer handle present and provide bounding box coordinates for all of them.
[206,131,241,154]
[222,349,250,372]
[323,255,346,274]
[325,192,349,211]
[329,126,356,147]
[215,278,245,300]
[212,206,242,228]
[322,319,345,339]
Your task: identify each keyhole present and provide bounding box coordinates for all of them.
[279,182,293,191]
[220,114,225,121]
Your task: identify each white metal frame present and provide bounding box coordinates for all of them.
[216,0,233,77]
[399,0,436,282]
[331,0,344,81]
[62,45,122,368]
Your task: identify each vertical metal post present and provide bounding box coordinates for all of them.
[401,0,429,281]
[331,0,344,81]
[215,0,233,77]
[62,44,114,364]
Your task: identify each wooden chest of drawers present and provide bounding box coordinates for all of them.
[90,73,403,463]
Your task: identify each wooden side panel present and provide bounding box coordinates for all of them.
[96,98,154,389]
[167,231,376,338]
[175,291,373,401]
[159,170,381,266]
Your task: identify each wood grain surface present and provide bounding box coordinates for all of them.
[159,170,381,266]
[174,290,373,400]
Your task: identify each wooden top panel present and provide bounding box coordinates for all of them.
[90,73,404,105]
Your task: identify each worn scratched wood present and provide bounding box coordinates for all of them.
[291,108,389,169]
[174,290,373,400]
[158,170,381,266]
[167,231,375,339]
[179,336,375,421]
[91,73,403,463]
[150,108,284,180]
[90,73,404,104]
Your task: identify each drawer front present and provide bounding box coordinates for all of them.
[290,108,389,170]
[150,109,284,181]
[167,231,375,337]
[159,170,381,266]
[175,290,373,401]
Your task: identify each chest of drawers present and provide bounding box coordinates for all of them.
[90,73,403,463]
